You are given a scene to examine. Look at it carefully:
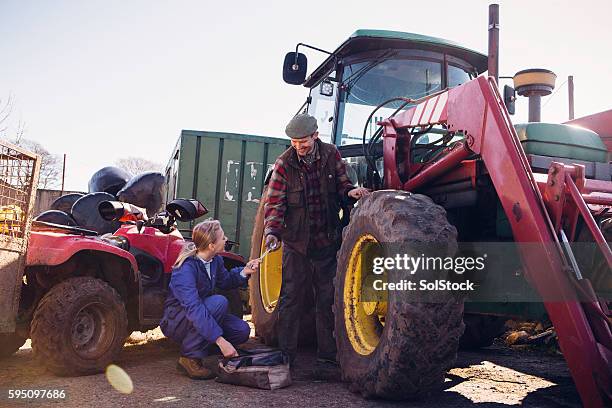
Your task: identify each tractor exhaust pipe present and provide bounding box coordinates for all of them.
[488,4,499,84]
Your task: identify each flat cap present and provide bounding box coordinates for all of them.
[285,113,318,139]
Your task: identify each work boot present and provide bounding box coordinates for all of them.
[201,355,221,376]
[313,358,341,382]
[176,356,216,380]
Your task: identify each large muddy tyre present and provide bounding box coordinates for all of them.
[0,333,27,358]
[249,185,316,346]
[459,314,506,350]
[335,190,463,400]
[31,277,128,376]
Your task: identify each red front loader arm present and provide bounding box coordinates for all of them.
[382,76,611,407]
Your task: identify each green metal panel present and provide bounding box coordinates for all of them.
[217,137,242,249]
[238,142,265,257]
[166,130,290,258]
[305,29,488,88]
[515,123,608,162]
[350,29,487,60]
[195,136,221,220]
[175,135,198,234]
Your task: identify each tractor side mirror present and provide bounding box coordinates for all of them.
[504,85,516,115]
[283,52,307,85]
[166,199,208,222]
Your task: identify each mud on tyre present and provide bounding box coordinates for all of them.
[334,190,464,399]
[30,277,128,376]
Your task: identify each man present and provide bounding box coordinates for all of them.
[263,113,369,378]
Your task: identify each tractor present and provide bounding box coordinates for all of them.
[0,195,247,376]
[249,5,611,406]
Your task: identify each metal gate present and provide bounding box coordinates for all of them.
[0,141,40,333]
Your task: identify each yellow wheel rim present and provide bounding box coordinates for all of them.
[259,236,282,313]
[343,234,387,355]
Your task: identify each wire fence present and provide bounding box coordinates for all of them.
[0,141,40,241]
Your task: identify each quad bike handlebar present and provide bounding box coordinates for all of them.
[98,198,209,235]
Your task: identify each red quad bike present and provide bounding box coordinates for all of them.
[5,198,246,376]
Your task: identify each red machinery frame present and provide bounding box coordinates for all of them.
[381,76,612,407]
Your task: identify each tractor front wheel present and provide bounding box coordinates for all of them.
[30,277,128,376]
[335,191,464,399]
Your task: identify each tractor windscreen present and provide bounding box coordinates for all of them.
[338,58,441,146]
[336,58,470,146]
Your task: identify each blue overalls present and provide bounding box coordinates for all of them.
[160,256,250,359]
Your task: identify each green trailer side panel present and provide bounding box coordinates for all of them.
[217,138,242,248]
[166,130,290,258]
[238,142,266,258]
[176,136,197,198]
[176,135,198,234]
[268,144,289,169]
[195,137,221,222]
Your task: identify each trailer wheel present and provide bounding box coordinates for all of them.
[0,333,27,358]
[335,191,463,399]
[249,185,315,345]
[459,314,506,349]
[31,277,128,376]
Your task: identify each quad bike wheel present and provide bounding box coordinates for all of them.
[249,185,315,346]
[335,191,464,399]
[0,333,27,358]
[31,277,128,376]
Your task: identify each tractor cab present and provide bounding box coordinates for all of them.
[283,30,487,185]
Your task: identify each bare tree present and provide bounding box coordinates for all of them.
[0,94,15,136]
[13,138,62,189]
[0,94,62,189]
[13,119,26,144]
[115,157,162,176]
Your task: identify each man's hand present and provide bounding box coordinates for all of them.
[265,234,279,251]
[348,187,371,200]
[243,259,260,276]
[215,336,238,358]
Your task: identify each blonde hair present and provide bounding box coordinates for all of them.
[174,219,222,268]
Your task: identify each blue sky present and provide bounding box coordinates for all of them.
[1,0,610,191]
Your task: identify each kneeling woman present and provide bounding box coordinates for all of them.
[160,219,259,379]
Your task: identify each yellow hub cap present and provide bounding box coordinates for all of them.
[344,234,387,355]
[259,236,282,313]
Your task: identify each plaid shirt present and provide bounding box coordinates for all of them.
[264,140,354,250]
